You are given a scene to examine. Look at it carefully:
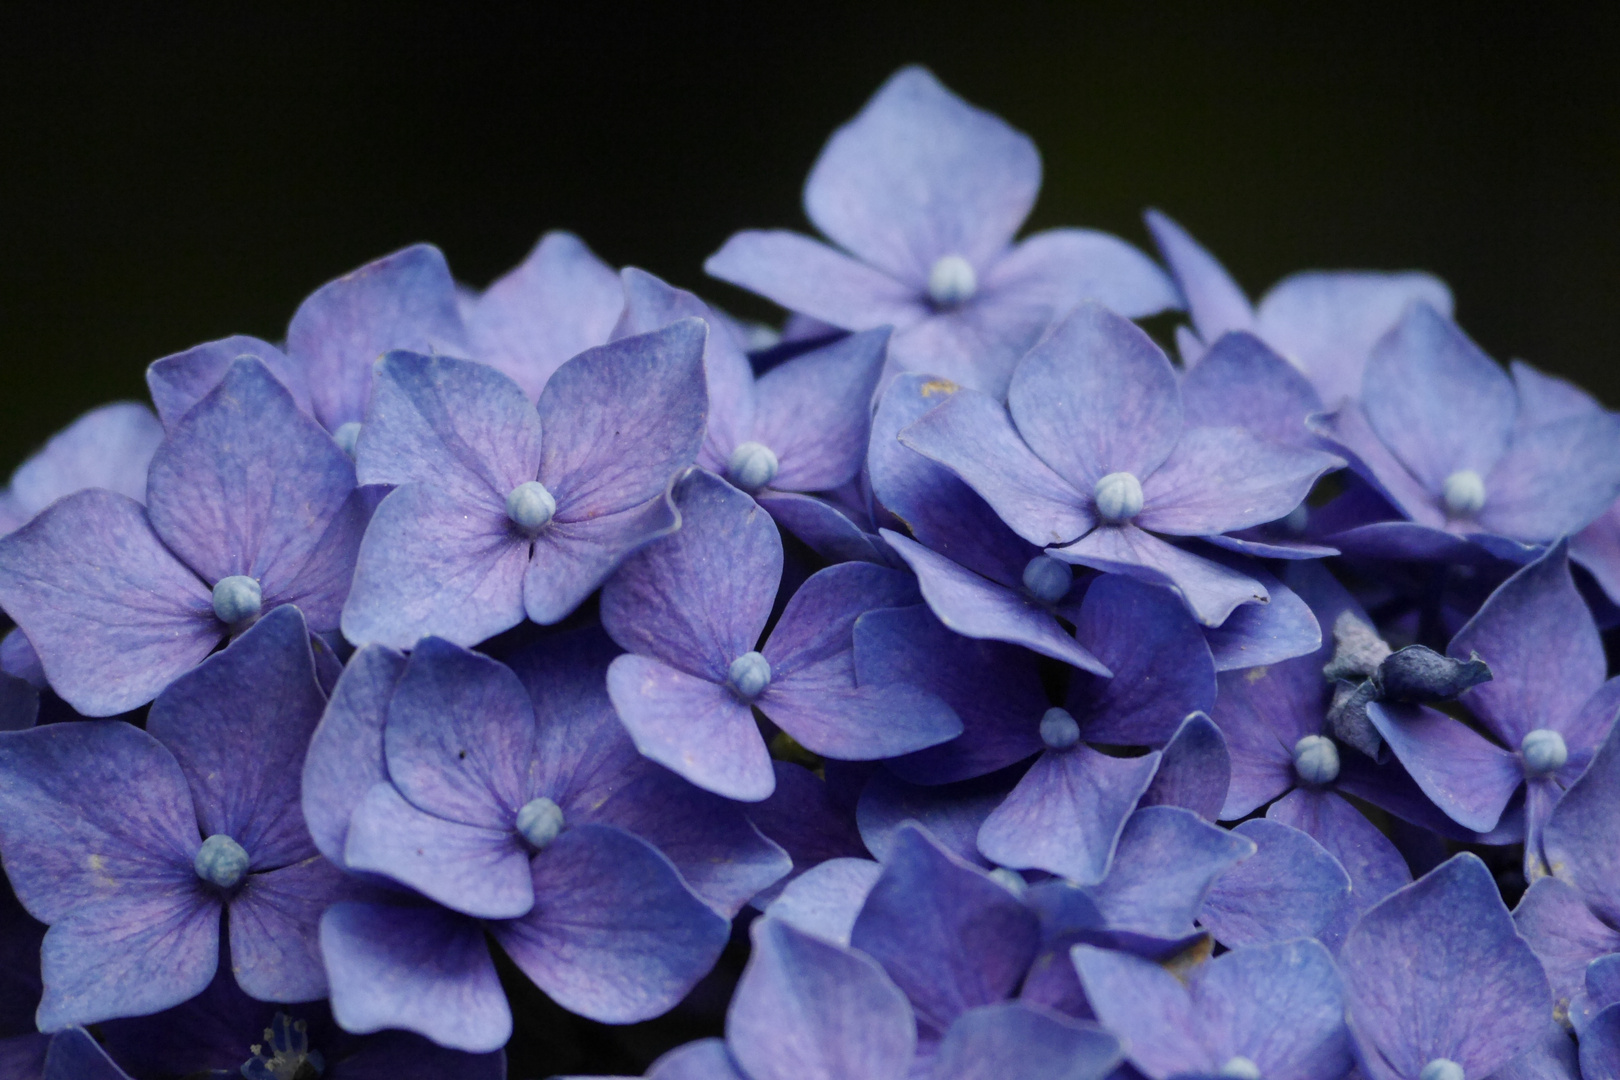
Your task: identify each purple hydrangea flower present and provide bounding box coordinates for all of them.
[1365,542,1620,872]
[0,402,164,536]
[1196,818,1353,951]
[900,302,1342,628]
[867,371,1111,674]
[1146,207,1453,407]
[1341,853,1551,1080]
[1315,302,1620,561]
[340,321,707,647]
[602,469,961,801]
[847,824,1041,1046]
[707,66,1176,398]
[1513,719,1620,1018]
[1073,938,1351,1080]
[0,607,344,1028]
[856,575,1217,883]
[0,358,366,714]
[611,268,892,559]
[462,230,623,402]
[287,244,470,439]
[301,628,762,1050]
[629,916,1120,1080]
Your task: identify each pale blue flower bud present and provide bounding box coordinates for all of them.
[1094,472,1144,523]
[1420,1060,1464,1080]
[515,796,565,850]
[926,254,977,307]
[729,651,772,700]
[333,421,363,458]
[1040,706,1082,750]
[212,575,262,625]
[1022,554,1073,604]
[506,480,557,532]
[1521,728,1568,777]
[726,441,780,493]
[194,833,250,889]
[1220,1056,1262,1080]
[1293,735,1340,785]
[1442,469,1486,517]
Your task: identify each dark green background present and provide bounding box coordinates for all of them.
[3,2,1617,472]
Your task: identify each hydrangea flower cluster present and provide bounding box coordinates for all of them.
[3,65,1620,1080]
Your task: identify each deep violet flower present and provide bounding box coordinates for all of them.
[1513,719,1620,1019]
[1146,208,1453,407]
[91,958,505,1080]
[707,66,1176,398]
[0,872,47,1079]
[900,302,1342,628]
[612,268,891,558]
[1315,303,1620,561]
[602,468,960,801]
[340,320,707,647]
[300,628,764,1050]
[1073,939,1352,1080]
[620,917,1121,1080]
[0,358,366,714]
[855,574,1217,883]
[1365,542,1620,872]
[1338,853,1550,1080]
[0,607,344,1029]
[0,402,164,535]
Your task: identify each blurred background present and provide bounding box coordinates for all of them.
[2,2,1617,466]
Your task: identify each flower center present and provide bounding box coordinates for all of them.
[1022,554,1073,604]
[1093,472,1144,523]
[926,254,977,307]
[332,421,362,458]
[1039,706,1082,750]
[726,441,780,493]
[194,833,250,890]
[1220,1057,1261,1080]
[506,480,557,533]
[1419,1060,1464,1080]
[1441,469,1486,518]
[1293,735,1340,785]
[1520,728,1568,777]
[728,651,772,700]
[515,796,565,850]
[212,575,262,626]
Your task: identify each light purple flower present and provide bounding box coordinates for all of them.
[1340,853,1549,1080]
[612,267,891,558]
[1315,303,1620,561]
[463,230,623,402]
[0,358,365,715]
[0,402,164,536]
[707,66,1176,398]
[900,301,1342,627]
[1073,939,1351,1080]
[339,320,707,647]
[603,469,960,800]
[1146,207,1453,407]
[0,607,344,1029]
[634,916,1120,1080]
[1197,818,1352,951]
[300,628,759,1049]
